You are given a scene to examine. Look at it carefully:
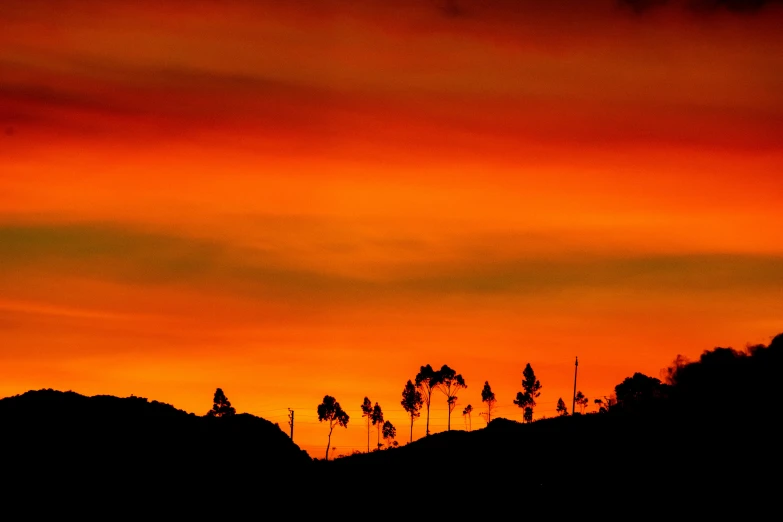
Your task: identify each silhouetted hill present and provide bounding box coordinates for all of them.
[0,389,310,502]
[320,334,783,503]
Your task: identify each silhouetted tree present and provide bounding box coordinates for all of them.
[371,402,384,450]
[556,397,568,416]
[415,364,441,436]
[361,397,373,453]
[401,379,424,443]
[615,373,668,411]
[206,388,236,418]
[435,364,466,431]
[575,391,588,414]
[382,420,396,448]
[480,381,497,425]
[462,404,473,431]
[513,363,542,422]
[317,395,349,460]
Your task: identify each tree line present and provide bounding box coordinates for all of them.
[314,361,595,460]
[204,367,595,461]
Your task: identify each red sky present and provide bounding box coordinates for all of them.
[2,0,782,457]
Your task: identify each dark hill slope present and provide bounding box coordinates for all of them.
[321,409,779,502]
[321,335,783,497]
[0,389,310,493]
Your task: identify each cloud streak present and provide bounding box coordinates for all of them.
[2,223,782,304]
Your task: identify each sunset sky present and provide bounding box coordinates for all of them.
[2,0,782,457]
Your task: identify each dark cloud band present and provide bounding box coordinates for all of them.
[621,0,783,13]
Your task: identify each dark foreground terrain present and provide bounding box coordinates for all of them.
[1,334,781,513]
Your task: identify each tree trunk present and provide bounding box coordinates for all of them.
[410,416,414,443]
[367,417,370,453]
[426,400,431,436]
[326,427,333,460]
[447,407,451,431]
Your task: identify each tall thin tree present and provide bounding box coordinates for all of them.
[480,381,497,425]
[415,364,441,436]
[360,397,373,453]
[401,379,424,443]
[371,402,384,450]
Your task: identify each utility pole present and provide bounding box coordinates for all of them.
[572,356,578,416]
[287,408,294,441]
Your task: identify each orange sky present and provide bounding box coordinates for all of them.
[2,0,782,457]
